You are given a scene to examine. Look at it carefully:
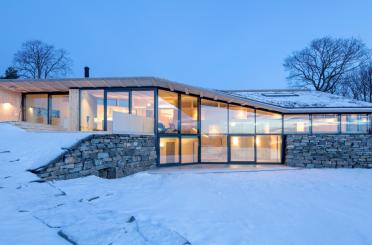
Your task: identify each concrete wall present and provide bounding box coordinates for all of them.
[285,134,372,168]
[32,134,157,180]
[0,89,22,122]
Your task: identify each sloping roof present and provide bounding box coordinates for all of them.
[1,77,372,113]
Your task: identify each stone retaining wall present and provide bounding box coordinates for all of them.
[285,134,372,168]
[32,134,157,180]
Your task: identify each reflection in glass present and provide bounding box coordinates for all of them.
[132,91,154,134]
[256,110,282,134]
[201,135,227,162]
[158,90,178,133]
[256,135,282,163]
[230,136,255,161]
[201,99,228,134]
[25,94,48,124]
[181,137,199,163]
[51,94,69,129]
[160,137,179,164]
[341,114,369,133]
[312,114,339,133]
[229,105,255,134]
[80,90,104,131]
[284,114,310,134]
[106,92,129,132]
[181,95,198,134]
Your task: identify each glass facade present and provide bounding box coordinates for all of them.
[229,105,255,134]
[312,114,339,133]
[230,136,255,162]
[25,94,48,124]
[201,135,228,162]
[158,90,179,133]
[341,114,369,133]
[160,137,179,164]
[132,91,154,134]
[181,95,198,134]
[80,90,104,131]
[106,92,129,132]
[50,94,69,129]
[256,110,282,134]
[284,114,311,134]
[181,137,199,163]
[256,135,282,163]
[201,99,228,134]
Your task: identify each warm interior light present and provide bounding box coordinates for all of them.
[256,137,260,146]
[230,122,236,127]
[2,103,12,111]
[296,122,305,132]
[264,123,270,134]
[147,103,152,107]
[209,125,220,134]
[160,141,165,148]
[237,110,245,119]
[232,136,239,146]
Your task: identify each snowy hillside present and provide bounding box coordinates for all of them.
[1,123,372,244]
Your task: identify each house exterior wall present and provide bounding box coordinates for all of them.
[32,134,157,180]
[285,134,372,168]
[0,89,22,122]
[69,89,80,131]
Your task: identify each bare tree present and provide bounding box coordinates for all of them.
[341,63,372,102]
[284,37,370,93]
[13,40,72,79]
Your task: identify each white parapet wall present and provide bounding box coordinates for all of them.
[0,88,22,122]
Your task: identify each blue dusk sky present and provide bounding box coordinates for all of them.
[1,0,372,89]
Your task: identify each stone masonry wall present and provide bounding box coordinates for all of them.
[32,134,157,180]
[285,134,372,168]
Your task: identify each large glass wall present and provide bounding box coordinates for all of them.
[181,95,198,134]
[256,110,282,134]
[158,90,179,133]
[256,135,282,163]
[341,114,369,133]
[106,92,129,132]
[230,136,255,162]
[132,91,154,134]
[80,90,104,131]
[51,94,69,129]
[160,137,179,164]
[181,137,199,163]
[201,100,228,134]
[201,135,228,162]
[284,114,311,134]
[312,114,339,133]
[25,94,48,124]
[229,105,255,134]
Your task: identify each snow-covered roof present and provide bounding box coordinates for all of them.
[218,89,372,113]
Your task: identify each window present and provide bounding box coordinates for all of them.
[230,136,254,162]
[25,94,49,124]
[201,135,227,162]
[312,114,339,133]
[132,91,154,134]
[181,137,199,163]
[80,90,104,131]
[181,95,198,134]
[284,114,310,134]
[256,110,282,134]
[341,114,369,134]
[106,92,129,132]
[51,94,69,129]
[158,90,178,133]
[229,105,255,134]
[201,99,228,134]
[256,135,282,163]
[160,137,179,164]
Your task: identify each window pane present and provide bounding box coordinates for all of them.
[312,114,339,133]
[158,90,178,133]
[80,90,104,131]
[51,94,69,129]
[160,137,179,164]
[256,135,282,163]
[106,92,129,132]
[25,94,48,124]
[229,105,255,134]
[256,110,282,134]
[230,136,254,161]
[284,114,310,134]
[132,90,154,134]
[201,99,228,134]
[201,135,227,162]
[341,114,369,133]
[181,95,198,134]
[181,137,199,163]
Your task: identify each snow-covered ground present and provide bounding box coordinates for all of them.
[1,123,372,244]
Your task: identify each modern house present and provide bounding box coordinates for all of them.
[1,73,372,170]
